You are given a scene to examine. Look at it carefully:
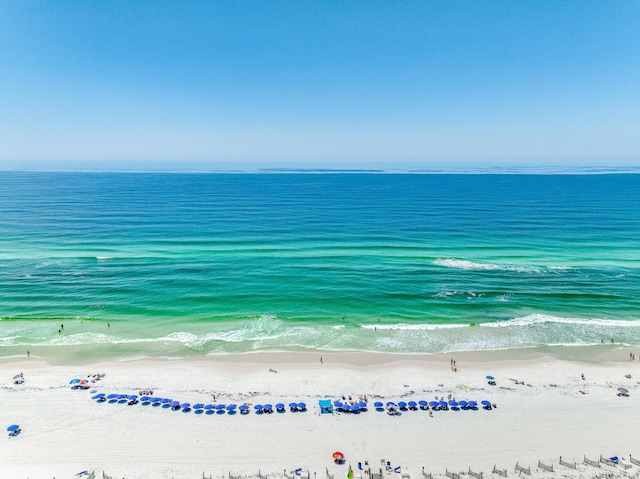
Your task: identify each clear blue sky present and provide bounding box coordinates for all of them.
[1,1,639,168]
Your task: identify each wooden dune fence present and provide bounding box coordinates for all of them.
[584,456,600,468]
[492,465,508,477]
[559,457,577,469]
[537,461,553,473]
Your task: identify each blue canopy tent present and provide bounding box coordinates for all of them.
[319,399,332,414]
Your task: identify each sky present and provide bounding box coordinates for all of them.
[0,1,639,170]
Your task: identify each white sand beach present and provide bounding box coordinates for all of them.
[1,347,639,479]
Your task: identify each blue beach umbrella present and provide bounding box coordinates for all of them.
[468,401,478,408]
[226,404,236,411]
[386,402,396,407]
[334,401,343,407]
[93,393,105,400]
[439,401,447,408]
[374,401,383,408]
[429,401,439,408]
[151,397,161,403]
[351,405,359,412]
[263,404,273,411]
[418,400,428,406]
[171,401,180,408]
[107,394,118,399]
[239,405,249,411]
[398,401,407,408]
[7,425,20,432]
[358,401,367,409]
[297,402,306,410]
[69,379,81,384]
[193,403,204,410]
[118,394,128,400]
[342,404,351,411]
[161,398,171,404]
[254,404,263,410]
[140,396,150,402]
[204,404,214,410]
[215,404,226,410]
[408,401,417,408]
[486,376,495,380]
[481,400,491,406]
[449,401,459,407]
[458,400,468,407]
[128,395,138,401]
[181,403,191,409]
[289,402,297,410]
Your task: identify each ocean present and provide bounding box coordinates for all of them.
[1,171,639,362]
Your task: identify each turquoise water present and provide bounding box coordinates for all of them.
[1,172,639,361]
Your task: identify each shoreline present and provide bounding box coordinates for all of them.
[1,346,639,478]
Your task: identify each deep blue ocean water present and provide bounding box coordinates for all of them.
[1,172,639,361]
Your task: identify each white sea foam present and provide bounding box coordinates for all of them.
[360,323,469,331]
[434,258,546,274]
[482,314,640,328]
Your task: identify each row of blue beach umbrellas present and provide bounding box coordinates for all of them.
[370,399,493,410]
[91,393,307,413]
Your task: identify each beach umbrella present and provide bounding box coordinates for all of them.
[118,394,128,400]
[334,401,343,407]
[297,402,306,410]
[204,404,214,410]
[276,403,285,410]
[193,403,204,410]
[289,402,298,409]
[263,404,273,410]
[140,396,150,402]
[69,379,81,384]
[429,401,439,407]
[351,405,359,412]
[481,400,491,406]
[181,403,191,409]
[398,401,407,408]
[618,387,629,394]
[458,400,467,407]
[161,398,171,404]
[107,394,118,399]
[386,402,396,407]
[239,405,249,411]
[486,375,495,380]
[333,451,345,460]
[468,401,478,407]
[449,401,458,407]
[342,404,351,411]
[7,425,20,432]
[226,404,236,410]
[93,393,105,399]
[439,401,447,408]
[254,404,263,410]
[215,404,226,410]
[408,401,417,408]
[13,374,23,380]
[418,400,428,406]
[358,401,367,409]
[128,395,138,400]
[151,397,161,403]
[374,401,383,408]
[171,401,180,408]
